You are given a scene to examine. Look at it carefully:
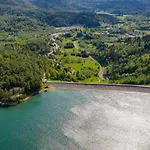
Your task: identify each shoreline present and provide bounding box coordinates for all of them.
[0,82,149,107]
[47,82,150,94]
[0,88,51,108]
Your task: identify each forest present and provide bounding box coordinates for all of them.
[0,48,44,102]
[92,35,150,85]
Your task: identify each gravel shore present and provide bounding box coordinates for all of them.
[48,82,150,93]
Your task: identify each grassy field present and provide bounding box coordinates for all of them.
[57,55,99,70]
[56,54,100,83]
[53,29,108,83]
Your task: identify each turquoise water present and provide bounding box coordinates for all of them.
[0,90,88,150]
[0,89,149,150]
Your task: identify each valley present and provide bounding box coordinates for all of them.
[0,1,150,150]
[0,0,149,103]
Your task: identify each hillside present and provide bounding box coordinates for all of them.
[0,0,119,29]
[92,35,150,85]
[29,0,150,14]
[0,0,149,104]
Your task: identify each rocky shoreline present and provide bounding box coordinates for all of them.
[48,82,150,93]
[0,88,51,108]
[0,83,149,107]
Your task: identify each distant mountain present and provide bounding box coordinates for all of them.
[30,0,64,8]
[29,0,150,14]
[0,0,118,29]
[0,0,29,6]
[0,0,33,9]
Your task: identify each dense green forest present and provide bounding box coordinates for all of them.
[0,49,44,102]
[92,35,150,84]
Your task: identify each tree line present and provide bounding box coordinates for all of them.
[92,35,150,85]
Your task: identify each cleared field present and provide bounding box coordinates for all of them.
[56,55,100,82]
[60,56,99,70]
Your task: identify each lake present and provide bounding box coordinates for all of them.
[0,89,150,150]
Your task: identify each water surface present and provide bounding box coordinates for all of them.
[0,90,150,150]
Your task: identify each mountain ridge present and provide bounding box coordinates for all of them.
[28,0,150,14]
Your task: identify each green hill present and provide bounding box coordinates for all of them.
[0,0,119,29]
[29,0,150,14]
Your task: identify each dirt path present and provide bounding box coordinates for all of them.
[56,26,82,31]
[89,56,104,81]
[73,41,80,49]
[99,66,105,80]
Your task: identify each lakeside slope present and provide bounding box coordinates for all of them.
[1,82,149,107]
